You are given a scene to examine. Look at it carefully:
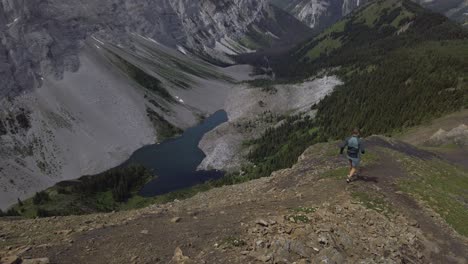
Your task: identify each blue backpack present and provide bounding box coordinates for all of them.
[347,136,360,156]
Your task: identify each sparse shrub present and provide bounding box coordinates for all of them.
[222,237,246,248]
[33,191,50,205]
[5,208,20,217]
[36,208,50,218]
[286,214,310,223]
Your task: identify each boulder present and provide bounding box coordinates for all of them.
[170,247,193,264]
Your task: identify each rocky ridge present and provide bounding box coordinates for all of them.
[1,135,467,263]
[272,0,468,29]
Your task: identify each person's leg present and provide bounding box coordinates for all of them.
[348,160,353,177]
[349,167,357,178]
[354,158,361,177]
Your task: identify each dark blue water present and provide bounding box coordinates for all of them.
[123,110,228,197]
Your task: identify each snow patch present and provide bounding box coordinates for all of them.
[214,40,238,55]
[177,45,188,55]
[92,36,105,45]
[6,17,20,27]
[266,31,280,39]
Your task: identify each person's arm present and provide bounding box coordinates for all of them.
[340,138,348,154]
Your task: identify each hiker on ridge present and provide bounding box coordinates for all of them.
[340,128,365,183]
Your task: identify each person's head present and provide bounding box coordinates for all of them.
[352,128,360,136]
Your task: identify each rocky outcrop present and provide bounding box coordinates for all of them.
[429,124,468,146]
[271,0,370,29]
[198,76,342,171]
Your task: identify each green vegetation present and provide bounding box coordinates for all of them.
[147,108,183,142]
[320,167,349,179]
[267,0,468,140]
[135,39,233,83]
[244,25,275,48]
[247,114,320,178]
[0,208,20,217]
[317,19,348,39]
[221,237,247,248]
[32,191,50,205]
[387,150,468,236]
[305,37,342,60]
[317,41,468,138]
[286,214,310,223]
[292,206,317,214]
[106,50,175,102]
[357,0,397,26]
[234,0,467,197]
[352,191,395,218]
[9,166,154,218]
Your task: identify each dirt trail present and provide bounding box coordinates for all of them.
[25,175,347,263]
[353,138,468,263]
[2,136,468,263]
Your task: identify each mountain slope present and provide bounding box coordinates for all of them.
[272,0,370,30]
[0,0,312,97]
[272,0,468,29]
[1,134,467,263]
[268,0,468,139]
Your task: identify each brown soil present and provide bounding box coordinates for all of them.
[1,136,467,264]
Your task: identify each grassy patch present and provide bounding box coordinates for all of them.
[352,191,394,217]
[318,19,348,39]
[220,237,247,248]
[389,150,468,236]
[305,37,342,61]
[320,167,349,179]
[239,35,261,50]
[146,108,183,142]
[107,51,176,102]
[286,214,310,223]
[292,206,317,214]
[357,0,396,27]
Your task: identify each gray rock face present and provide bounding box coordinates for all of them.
[0,0,270,97]
[271,0,369,29]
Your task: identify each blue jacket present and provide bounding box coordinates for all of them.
[340,136,365,158]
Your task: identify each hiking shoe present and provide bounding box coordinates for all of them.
[346,178,351,184]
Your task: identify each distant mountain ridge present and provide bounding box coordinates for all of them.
[0,0,313,98]
[271,0,468,29]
